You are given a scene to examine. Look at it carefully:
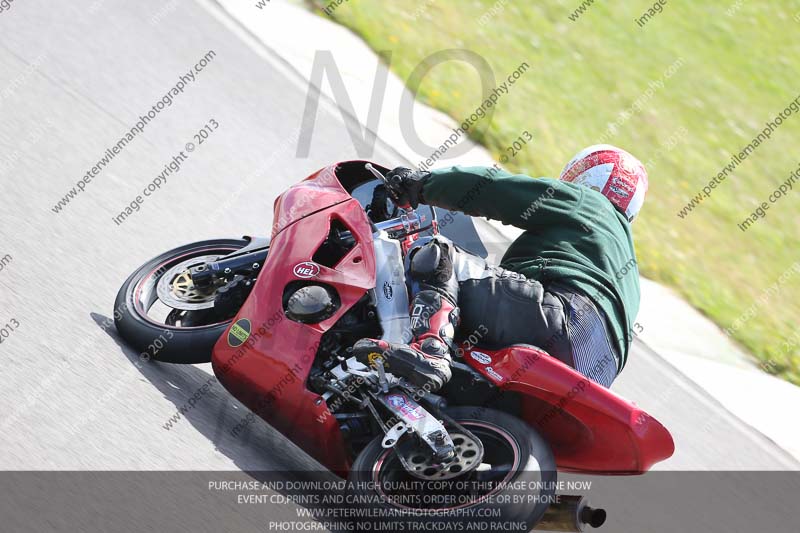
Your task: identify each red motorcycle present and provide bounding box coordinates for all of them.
[115,161,674,531]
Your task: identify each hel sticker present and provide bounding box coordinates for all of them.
[470,351,492,365]
[228,318,252,347]
[386,393,424,421]
[293,261,320,279]
[485,366,504,382]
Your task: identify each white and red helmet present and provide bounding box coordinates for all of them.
[559,144,648,222]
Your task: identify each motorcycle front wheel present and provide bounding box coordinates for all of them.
[114,238,256,364]
[347,406,557,531]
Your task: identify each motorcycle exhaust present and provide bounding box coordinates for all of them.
[533,495,607,531]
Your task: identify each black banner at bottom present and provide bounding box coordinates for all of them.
[1,471,798,532]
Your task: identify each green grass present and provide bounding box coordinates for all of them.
[309,0,800,384]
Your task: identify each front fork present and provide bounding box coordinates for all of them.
[188,236,270,287]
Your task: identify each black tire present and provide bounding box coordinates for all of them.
[348,406,557,532]
[114,238,252,364]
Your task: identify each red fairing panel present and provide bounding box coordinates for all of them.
[212,198,376,476]
[271,165,351,237]
[463,346,674,474]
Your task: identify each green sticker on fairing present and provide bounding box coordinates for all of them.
[227,318,252,347]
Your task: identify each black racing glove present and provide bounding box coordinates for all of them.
[385,167,430,209]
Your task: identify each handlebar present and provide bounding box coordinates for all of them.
[335,209,431,246]
[333,163,439,248]
[365,162,412,210]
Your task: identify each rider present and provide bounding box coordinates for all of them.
[353,145,648,391]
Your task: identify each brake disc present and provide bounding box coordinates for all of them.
[156,255,222,311]
[396,430,484,481]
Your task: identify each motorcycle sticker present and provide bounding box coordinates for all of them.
[293,261,320,279]
[367,351,388,369]
[382,281,394,300]
[385,393,425,421]
[470,351,492,365]
[485,366,504,382]
[227,318,252,347]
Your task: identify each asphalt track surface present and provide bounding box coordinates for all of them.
[0,1,797,532]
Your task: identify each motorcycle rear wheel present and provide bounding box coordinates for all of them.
[114,238,254,364]
[348,406,557,531]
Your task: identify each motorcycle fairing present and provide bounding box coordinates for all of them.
[462,345,675,474]
[213,191,375,475]
[271,162,391,237]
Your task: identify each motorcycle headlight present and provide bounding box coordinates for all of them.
[285,284,339,324]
